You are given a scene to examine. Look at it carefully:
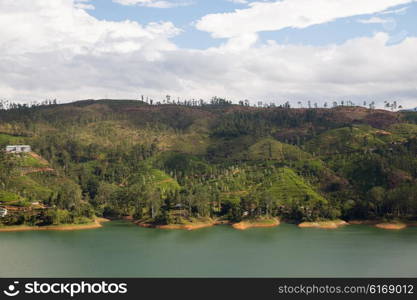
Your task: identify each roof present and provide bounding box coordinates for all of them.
[6,145,31,147]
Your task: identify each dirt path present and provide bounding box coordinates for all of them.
[22,167,55,175]
[28,152,49,165]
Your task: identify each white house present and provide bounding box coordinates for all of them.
[0,207,7,218]
[5,145,31,153]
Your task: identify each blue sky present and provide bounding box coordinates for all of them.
[1,0,417,108]
[88,0,417,49]
[261,4,417,47]
[88,0,246,49]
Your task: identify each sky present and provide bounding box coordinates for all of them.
[1,0,417,108]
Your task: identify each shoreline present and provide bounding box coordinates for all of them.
[232,218,280,230]
[137,218,417,231]
[298,220,348,229]
[349,220,417,230]
[0,217,110,232]
[375,223,407,230]
[137,218,281,231]
[137,218,220,231]
[3,217,417,232]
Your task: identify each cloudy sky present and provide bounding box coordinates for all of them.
[1,0,417,108]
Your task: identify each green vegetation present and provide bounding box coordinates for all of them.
[0,133,25,145]
[389,123,417,138]
[1,100,417,227]
[306,125,402,154]
[0,190,23,204]
[267,168,329,219]
[19,154,46,168]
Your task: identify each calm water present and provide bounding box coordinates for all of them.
[1,221,417,277]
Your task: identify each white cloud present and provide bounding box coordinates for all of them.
[380,6,409,14]
[358,17,399,33]
[0,0,180,57]
[196,0,416,38]
[358,17,390,24]
[112,0,192,8]
[227,0,248,4]
[74,3,95,10]
[0,0,416,109]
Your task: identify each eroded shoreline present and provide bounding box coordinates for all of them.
[2,217,417,232]
[0,218,110,232]
[232,218,280,230]
[298,220,348,229]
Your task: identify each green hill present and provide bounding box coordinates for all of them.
[1,100,417,226]
[267,167,327,206]
[247,138,311,161]
[306,125,404,155]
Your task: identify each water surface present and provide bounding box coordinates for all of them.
[1,222,417,277]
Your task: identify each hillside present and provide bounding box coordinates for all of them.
[1,100,417,227]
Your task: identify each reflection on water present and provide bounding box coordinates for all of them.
[1,222,417,277]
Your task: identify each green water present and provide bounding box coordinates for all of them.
[1,221,417,277]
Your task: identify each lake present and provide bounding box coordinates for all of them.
[1,221,417,277]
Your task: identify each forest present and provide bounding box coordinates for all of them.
[1,99,417,227]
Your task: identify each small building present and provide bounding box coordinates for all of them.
[5,145,31,153]
[0,207,7,218]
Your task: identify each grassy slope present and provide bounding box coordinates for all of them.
[0,133,26,145]
[2,152,77,206]
[389,123,417,138]
[306,125,404,154]
[7,175,53,202]
[149,169,180,193]
[267,167,327,207]
[247,138,311,161]
[0,190,23,204]
[211,166,327,209]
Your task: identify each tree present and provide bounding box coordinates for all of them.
[368,186,385,217]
